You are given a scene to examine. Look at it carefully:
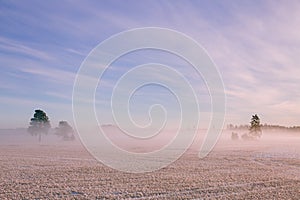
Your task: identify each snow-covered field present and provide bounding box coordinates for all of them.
[0,130,299,199]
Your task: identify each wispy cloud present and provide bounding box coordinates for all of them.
[45,91,72,101]
[1,1,300,127]
[20,66,76,85]
[0,36,53,60]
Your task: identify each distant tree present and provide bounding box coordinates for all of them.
[227,124,234,130]
[231,132,239,140]
[28,109,51,142]
[55,121,75,141]
[249,114,262,138]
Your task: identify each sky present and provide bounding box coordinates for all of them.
[1,0,300,129]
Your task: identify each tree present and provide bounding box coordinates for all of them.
[231,132,239,140]
[249,114,262,138]
[55,121,75,141]
[28,109,51,142]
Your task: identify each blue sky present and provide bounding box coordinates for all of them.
[1,0,300,128]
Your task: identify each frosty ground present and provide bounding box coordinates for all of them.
[0,131,299,199]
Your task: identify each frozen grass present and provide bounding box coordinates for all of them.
[0,131,299,199]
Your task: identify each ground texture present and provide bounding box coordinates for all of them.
[0,138,299,199]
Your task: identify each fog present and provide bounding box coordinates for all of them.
[0,128,81,146]
[1,127,299,198]
[1,127,299,157]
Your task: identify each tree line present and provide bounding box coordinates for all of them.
[228,123,300,132]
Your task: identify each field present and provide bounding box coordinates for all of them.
[0,131,299,199]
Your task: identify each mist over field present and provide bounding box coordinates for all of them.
[1,0,300,199]
[0,127,299,199]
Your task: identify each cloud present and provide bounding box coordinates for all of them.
[1,1,300,127]
[191,0,300,125]
[45,91,72,101]
[0,36,53,60]
[20,66,76,85]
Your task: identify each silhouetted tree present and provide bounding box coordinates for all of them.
[249,114,262,138]
[55,121,75,141]
[28,109,51,142]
